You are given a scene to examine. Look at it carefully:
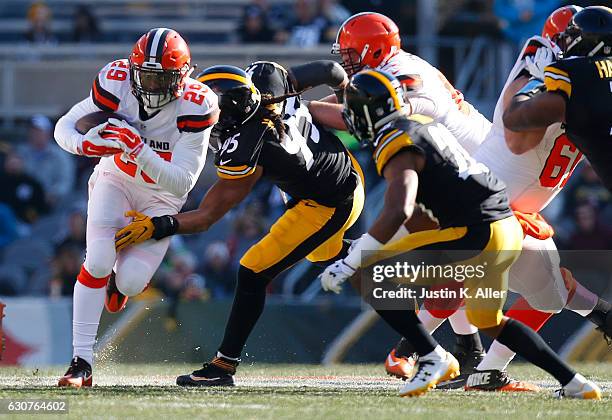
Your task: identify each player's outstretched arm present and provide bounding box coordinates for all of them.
[503,91,565,132]
[115,167,261,251]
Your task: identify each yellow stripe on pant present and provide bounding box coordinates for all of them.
[365,216,523,329]
[240,158,365,278]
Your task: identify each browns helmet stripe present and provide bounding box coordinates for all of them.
[145,28,170,64]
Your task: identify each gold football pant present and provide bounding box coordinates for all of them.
[240,163,365,279]
[366,216,523,329]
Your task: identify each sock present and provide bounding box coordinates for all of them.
[218,266,271,359]
[476,340,516,371]
[448,310,478,335]
[395,337,416,358]
[72,280,106,366]
[216,351,240,361]
[454,331,484,353]
[417,308,447,333]
[476,296,556,371]
[421,344,447,361]
[562,269,599,316]
[564,373,588,391]
[585,298,612,327]
[496,318,575,386]
[374,308,438,356]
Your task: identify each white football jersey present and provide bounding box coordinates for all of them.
[55,59,218,208]
[378,50,492,155]
[473,37,583,213]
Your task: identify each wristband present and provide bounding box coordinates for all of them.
[344,233,384,270]
[514,77,546,98]
[151,215,179,240]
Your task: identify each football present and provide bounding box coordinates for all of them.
[75,111,124,134]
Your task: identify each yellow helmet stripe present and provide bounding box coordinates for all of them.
[198,72,258,95]
[363,70,401,111]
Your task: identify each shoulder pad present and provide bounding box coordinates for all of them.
[177,78,219,133]
[91,59,131,112]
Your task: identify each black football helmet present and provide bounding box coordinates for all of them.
[560,6,612,57]
[342,69,409,143]
[197,65,261,125]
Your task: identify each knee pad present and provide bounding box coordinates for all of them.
[115,260,152,297]
[466,309,503,330]
[83,239,116,279]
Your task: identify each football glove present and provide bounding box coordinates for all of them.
[79,122,122,157]
[524,46,554,81]
[102,118,144,160]
[319,259,356,294]
[115,211,179,251]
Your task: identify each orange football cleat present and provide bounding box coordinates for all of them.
[105,273,128,313]
[385,349,416,380]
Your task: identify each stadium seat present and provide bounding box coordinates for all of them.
[2,238,52,274]
[0,264,27,295]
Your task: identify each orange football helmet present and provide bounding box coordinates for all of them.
[332,12,401,76]
[129,28,191,109]
[542,5,583,44]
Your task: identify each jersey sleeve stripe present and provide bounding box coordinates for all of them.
[92,77,120,112]
[543,71,571,84]
[216,166,256,179]
[177,114,216,132]
[374,129,401,160]
[544,66,570,78]
[544,76,572,99]
[374,132,415,175]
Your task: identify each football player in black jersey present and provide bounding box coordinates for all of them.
[114,62,366,386]
[319,69,601,398]
[504,6,612,191]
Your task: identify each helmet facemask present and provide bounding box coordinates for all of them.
[129,61,189,109]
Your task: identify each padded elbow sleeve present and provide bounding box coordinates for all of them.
[290,60,347,92]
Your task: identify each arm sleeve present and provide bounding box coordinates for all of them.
[53,97,100,155]
[289,60,347,92]
[134,128,211,198]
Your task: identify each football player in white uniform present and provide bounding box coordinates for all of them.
[53,28,218,387]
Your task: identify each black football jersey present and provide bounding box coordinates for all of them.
[214,96,357,207]
[544,57,612,191]
[372,116,512,228]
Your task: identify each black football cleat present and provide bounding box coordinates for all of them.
[464,369,540,392]
[176,356,238,387]
[436,348,485,389]
[586,298,612,345]
[105,272,128,313]
[58,356,92,388]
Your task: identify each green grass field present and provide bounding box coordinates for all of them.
[0,363,610,419]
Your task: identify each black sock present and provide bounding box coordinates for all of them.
[585,298,612,327]
[496,319,575,386]
[218,266,271,359]
[395,337,417,358]
[454,332,484,353]
[375,309,438,356]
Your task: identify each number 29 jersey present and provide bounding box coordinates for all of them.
[55,59,218,209]
[372,117,512,228]
[213,96,358,207]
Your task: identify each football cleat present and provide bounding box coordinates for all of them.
[385,348,417,380]
[176,356,238,387]
[105,272,128,313]
[464,369,540,392]
[437,348,485,389]
[554,380,602,400]
[58,356,92,388]
[399,351,460,397]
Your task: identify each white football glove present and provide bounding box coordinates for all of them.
[319,259,356,294]
[524,46,555,81]
[79,122,122,157]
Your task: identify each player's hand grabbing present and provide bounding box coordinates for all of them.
[102,118,145,160]
[319,259,356,294]
[116,211,179,251]
[115,211,155,251]
[78,122,123,157]
[525,46,555,81]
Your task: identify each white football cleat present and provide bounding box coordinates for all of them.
[399,350,460,397]
[554,380,602,400]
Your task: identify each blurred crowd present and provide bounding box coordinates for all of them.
[10,0,606,49]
